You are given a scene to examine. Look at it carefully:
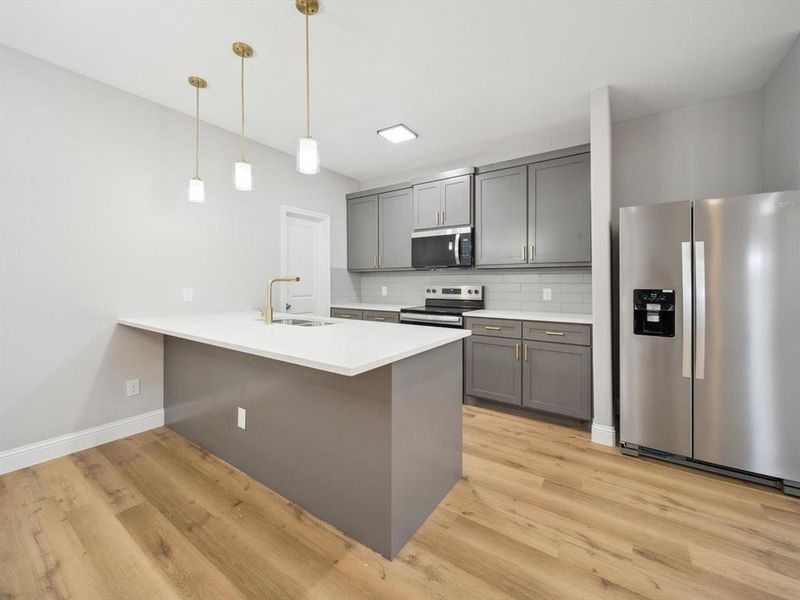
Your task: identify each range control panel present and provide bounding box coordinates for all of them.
[424,285,483,301]
[633,289,675,337]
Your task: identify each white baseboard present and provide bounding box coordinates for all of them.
[591,422,617,447]
[0,409,164,475]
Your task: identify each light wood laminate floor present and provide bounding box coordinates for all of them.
[2,405,799,599]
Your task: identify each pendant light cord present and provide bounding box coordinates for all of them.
[305,13,311,138]
[195,85,200,178]
[240,55,246,162]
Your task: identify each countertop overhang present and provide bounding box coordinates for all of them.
[119,311,470,376]
[462,309,592,325]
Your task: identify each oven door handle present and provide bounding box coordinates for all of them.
[454,232,461,266]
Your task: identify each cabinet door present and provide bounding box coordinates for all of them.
[378,188,413,269]
[465,336,522,405]
[475,166,528,266]
[441,175,472,227]
[347,195,379,271]
[522,341,592,419]
[412,181,442,230]
[528,154,591,264]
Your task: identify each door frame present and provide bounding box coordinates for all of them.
[279,204,331,317]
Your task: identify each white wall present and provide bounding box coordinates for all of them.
[0,47,358,452]
[763,35,800,192]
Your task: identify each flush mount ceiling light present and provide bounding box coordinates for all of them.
[377,124,418,144]
[232,41,254,191]
[187,75,207,203]
[296,0,320,175]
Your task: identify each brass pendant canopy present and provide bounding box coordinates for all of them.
[188,76,207,89]
[232,42,253,58]
[296,0,319,16]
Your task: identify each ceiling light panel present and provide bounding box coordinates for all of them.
[377,124,418,144]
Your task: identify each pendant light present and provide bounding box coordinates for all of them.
[296,0,320,175]
[188,76,207,202]
[232,42,254,191]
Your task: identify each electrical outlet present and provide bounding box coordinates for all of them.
[183,287,194,302]
[381,286,388,297]
[126,378,140,397]
[543,288,552,301]
[237,407,246,429]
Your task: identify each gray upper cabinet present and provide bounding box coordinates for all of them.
[412,181,442,230]
[347,195,379,271]
[465,335,522,405]
[412,174,473,230]
[528,154,591,264]
[441,175,472,227]
[522,341,592,419]
[378,188,413,269]
[475,166,528,266]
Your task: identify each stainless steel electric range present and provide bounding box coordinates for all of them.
[399,285,484,328]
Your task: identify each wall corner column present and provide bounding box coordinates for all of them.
[590,86,615,446]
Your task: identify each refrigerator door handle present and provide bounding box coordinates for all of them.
[695,241,706,380]
[681,242,692,378]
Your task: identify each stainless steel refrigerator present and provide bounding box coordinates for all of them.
[619,191,800,495]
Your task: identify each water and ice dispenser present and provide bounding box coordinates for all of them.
[633,289,676,337]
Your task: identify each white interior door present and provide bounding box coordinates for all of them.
[281,206,330,316]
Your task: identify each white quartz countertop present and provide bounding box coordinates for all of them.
[119,311,469,377]
[330,303,415,312]
[463,309,593,325]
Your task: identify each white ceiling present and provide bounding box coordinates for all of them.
[2,1,798,182]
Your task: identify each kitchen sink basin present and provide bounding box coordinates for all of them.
[273,318,333,327]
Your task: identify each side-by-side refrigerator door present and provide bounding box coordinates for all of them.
[620,201,692,456]
[693,192,800,481]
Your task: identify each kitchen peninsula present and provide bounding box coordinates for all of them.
[119,312,469,559]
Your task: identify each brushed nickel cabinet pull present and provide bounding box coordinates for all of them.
[515,343,520,361]
[378,255,382,267]
[545,331,566,336]
[435,211,440,226]
[373,317,385,321]
[531,245,535,261]
[524,344,529,361]
[441,211,445,224]
[337,314,352,319]
[522,244,527,261]
[484,325,502,331]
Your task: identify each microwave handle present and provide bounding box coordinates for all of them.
[454,233,461,266]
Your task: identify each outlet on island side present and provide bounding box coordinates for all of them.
[126,378,140,397]
[237,407,246,429]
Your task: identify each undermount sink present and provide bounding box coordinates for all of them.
[273,318,333,327]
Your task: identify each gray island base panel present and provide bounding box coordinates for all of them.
[163,336,463,559]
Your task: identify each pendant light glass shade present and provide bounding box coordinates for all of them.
[296,137,320,174]
[234,161,253,191]
[188,177,205,203]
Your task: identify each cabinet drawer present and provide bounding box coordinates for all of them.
[466,317,522,339]
[363,310,399,323]
[331,308,363,320]
[523,321,591,346]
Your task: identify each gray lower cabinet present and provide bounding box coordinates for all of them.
[330,308,363,320]
[522,341,592,419]
[475,166,528,266]
[464,335,522,405]
[378,188,413,269]
[465,317,592,420]
[363,310,400,323]
[528,154,591,264]
[347,195,379,271]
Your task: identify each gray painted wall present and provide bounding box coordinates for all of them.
[0,47,358,451]
[763,35,800,192]
[360,270,592,313]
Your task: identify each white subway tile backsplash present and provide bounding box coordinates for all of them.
[357,267,592,314]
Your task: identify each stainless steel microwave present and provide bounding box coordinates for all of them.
[411,227,473,269]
